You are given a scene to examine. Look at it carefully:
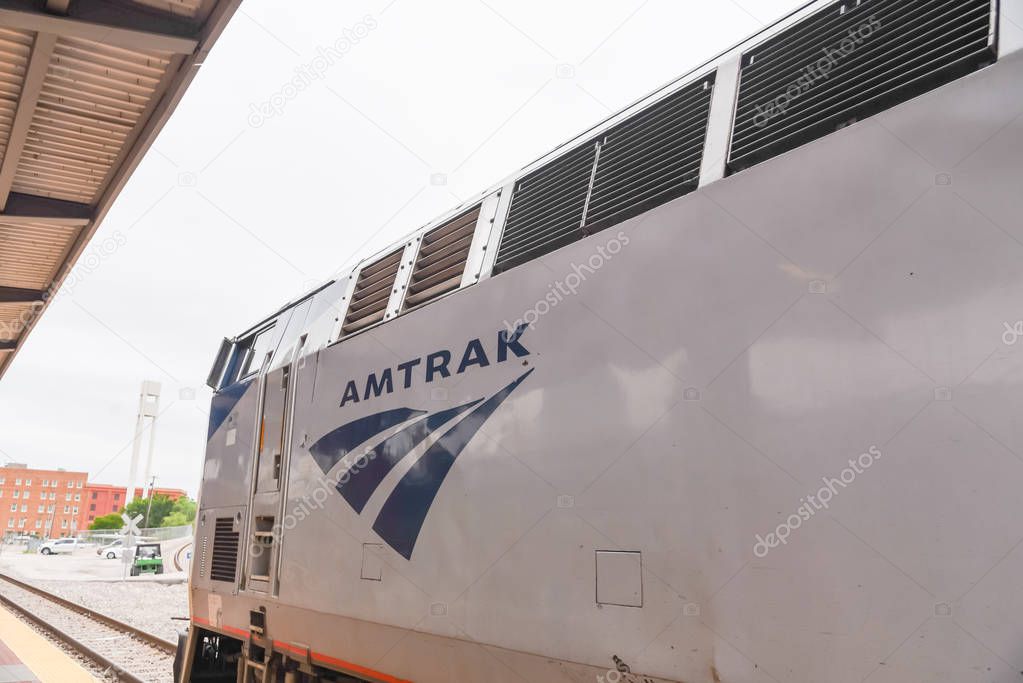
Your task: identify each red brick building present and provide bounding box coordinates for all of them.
[80,483,187,528]
[0,464,88,538]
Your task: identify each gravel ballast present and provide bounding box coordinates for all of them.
[31,579,189,644]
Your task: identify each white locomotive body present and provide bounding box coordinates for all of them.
[180,1,1023,681]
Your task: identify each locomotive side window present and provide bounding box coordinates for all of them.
[239,326,275,379]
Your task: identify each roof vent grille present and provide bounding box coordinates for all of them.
[585,75,714,233]
[729,0,996,171]
[493,141,597,274]
[494,75,716,274]
[342,248,403,335]
[404,206,480,310]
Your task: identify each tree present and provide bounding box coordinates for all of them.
[161,511,189,527]
[89,513,124,531]
[161,497,197,527]
[125,493,175,528]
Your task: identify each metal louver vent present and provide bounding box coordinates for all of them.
[729,0,996,172]
[404,206,480,310]
[342,248,403,335]
[494,141,597,274]
[585,75,714,233]
[494,75,716,274]
[210,517,239,584]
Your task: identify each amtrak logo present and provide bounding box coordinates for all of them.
[308,369,533,559]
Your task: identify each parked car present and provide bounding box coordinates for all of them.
[39,538,77,555]
[96,539,124,556]
[101,545,124,560]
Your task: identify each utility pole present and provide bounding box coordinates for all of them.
[144,476,157,529]
[126,381,160,508]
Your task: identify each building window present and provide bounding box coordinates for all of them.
[9,504,15,512]
[18,519,25,528]
[63,506,69,514]
[91,492,97,500]
[42,479,48,486]
[74,494,80,502]
[24,479,30,485]
[12,491,18,499]
[76,481,82,488]
[34,520,41,529]
[0,477,4,484]
[37,505,43,513]
[72,507,78,514]
[20,504,27,512]
[5,520,11,528]
[22,491,28,500]
[47,505,54,513]
[51,481,56,488]
[14,479,20,485]
[60,519,67,529]
[67,481,72,488]
[65,493,71,501]
[113,493,120,501]
[49,492,54,500]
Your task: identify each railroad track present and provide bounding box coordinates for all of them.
[0,572,176,683]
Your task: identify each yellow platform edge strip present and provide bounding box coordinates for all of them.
[0,605,98,682]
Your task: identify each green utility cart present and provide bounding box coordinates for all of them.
[129,543,164,576]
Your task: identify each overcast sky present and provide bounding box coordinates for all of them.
[0,0,805,496]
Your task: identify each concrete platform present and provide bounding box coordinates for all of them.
[0,606,96,682]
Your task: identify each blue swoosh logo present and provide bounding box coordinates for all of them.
[207,378,253,440]
[336,399,481,513]
[372,369,533,559]
[309,407,425,475]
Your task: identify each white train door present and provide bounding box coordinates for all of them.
[242,301,310,598]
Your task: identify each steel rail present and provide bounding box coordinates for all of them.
[0,589,150,683]
[0,570,178,682]
[0,570,176,652]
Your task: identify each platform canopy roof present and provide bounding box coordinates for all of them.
[0,0,241,379]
